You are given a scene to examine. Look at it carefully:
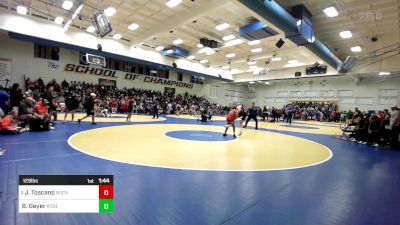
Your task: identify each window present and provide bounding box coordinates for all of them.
[78,52,170,79]
[210,85,219,99]
[145,66,150,76]
[132,64,138,73]
[118,61,124,71]
[34,44,59,61]
[177,72,183,81]
[105,58,111,69]
[124,62,130,72]
[165,70,169,79]
[224,89,243,103]
[158,70,165,79]
[114,60,120,71]
[138,65,144,74]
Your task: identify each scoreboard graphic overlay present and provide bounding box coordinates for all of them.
[19,175,114,213]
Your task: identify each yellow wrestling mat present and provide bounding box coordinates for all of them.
[245,121,342,135]
[68,124,332,171]
[166,114,227,121]
[64,113,166,122]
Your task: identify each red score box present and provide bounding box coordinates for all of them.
[99,185,114,199]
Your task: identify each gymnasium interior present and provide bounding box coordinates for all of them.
[0,0,400,224]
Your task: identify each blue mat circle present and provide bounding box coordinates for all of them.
[165,130,235,141]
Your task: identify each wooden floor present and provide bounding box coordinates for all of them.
[1,115,400,225]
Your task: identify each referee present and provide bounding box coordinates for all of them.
[78,93,96,125]
[244,102,258,130]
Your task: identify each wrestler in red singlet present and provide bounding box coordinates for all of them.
[226,108,238,124]
[223,106,242,138]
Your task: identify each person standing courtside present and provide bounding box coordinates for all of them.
[126,98,133,122]
[152,101,159,119]
[63,94,79,123]
[10,83,23,109]
[285,104,293,124]
[262,106,268,121]
[390,105,400,149]
[78,93,96,125]
[244,102,258,129]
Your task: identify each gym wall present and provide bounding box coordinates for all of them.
[0,33,247,106]
[254,75,400,111]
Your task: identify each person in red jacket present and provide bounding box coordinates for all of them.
[35,98,50,120]
[32,98,53,131]
[0,110,20,134]
[330,111,337,122]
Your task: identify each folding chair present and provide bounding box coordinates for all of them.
[339,123,355,140]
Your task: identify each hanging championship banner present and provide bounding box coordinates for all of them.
[0,57,12,82]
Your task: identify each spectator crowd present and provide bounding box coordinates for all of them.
[0,77,229,133]
[263,101,399,149]
[0,79,399,149]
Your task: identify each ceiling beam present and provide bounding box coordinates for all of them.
[181,24,224,44]
[210,46,302,67]
[129,0,230,47]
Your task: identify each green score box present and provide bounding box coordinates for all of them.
[99,199,114,213]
